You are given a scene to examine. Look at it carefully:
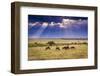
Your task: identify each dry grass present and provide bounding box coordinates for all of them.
[28,39,88,60]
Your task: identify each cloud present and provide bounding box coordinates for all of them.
[57,23,65,28]
[42,22,49,27]
[76,19,87,25]
[28,22,40,26]
[28,18,87,29]
[28,18,88,39]
[49,22,55,26]
[62,18,87,25]
[62,19,76,25]
[61,18,87,28]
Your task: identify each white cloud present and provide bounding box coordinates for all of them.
[49,22,55,26]
[42,22,49,27]
[57,23,65,28]
[77,19,87,25]
[62,19,76,25]
[28,22,40,26]
[61,18,87,28]
[28,18,87,29]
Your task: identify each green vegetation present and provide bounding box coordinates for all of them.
[28,43,47,47]
[46,41,56,46]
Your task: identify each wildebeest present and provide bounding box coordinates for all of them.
[62,46,69,50]
[45,46,51,50]
[70,46,75,49]
[56,47,60,50]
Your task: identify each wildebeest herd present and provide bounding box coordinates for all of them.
[45,45,75,50]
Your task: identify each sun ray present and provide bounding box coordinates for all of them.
[30,22,49,38]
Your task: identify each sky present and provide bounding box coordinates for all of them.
[28,15,88,39]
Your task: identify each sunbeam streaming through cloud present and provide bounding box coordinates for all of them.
[28,15,88,39]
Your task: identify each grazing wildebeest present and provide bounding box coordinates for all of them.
[70,46,75,49]
[62,46,69,50]
[45,46,51,50]
[56,47,60,50]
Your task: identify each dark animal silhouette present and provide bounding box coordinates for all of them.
[45,46,51,50]
[70,46,75,49]
[56,47,60,50]
[62,46,69,50]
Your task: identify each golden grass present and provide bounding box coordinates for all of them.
[28,39,88,60]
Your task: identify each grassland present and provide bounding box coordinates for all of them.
[28,38,88,60]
